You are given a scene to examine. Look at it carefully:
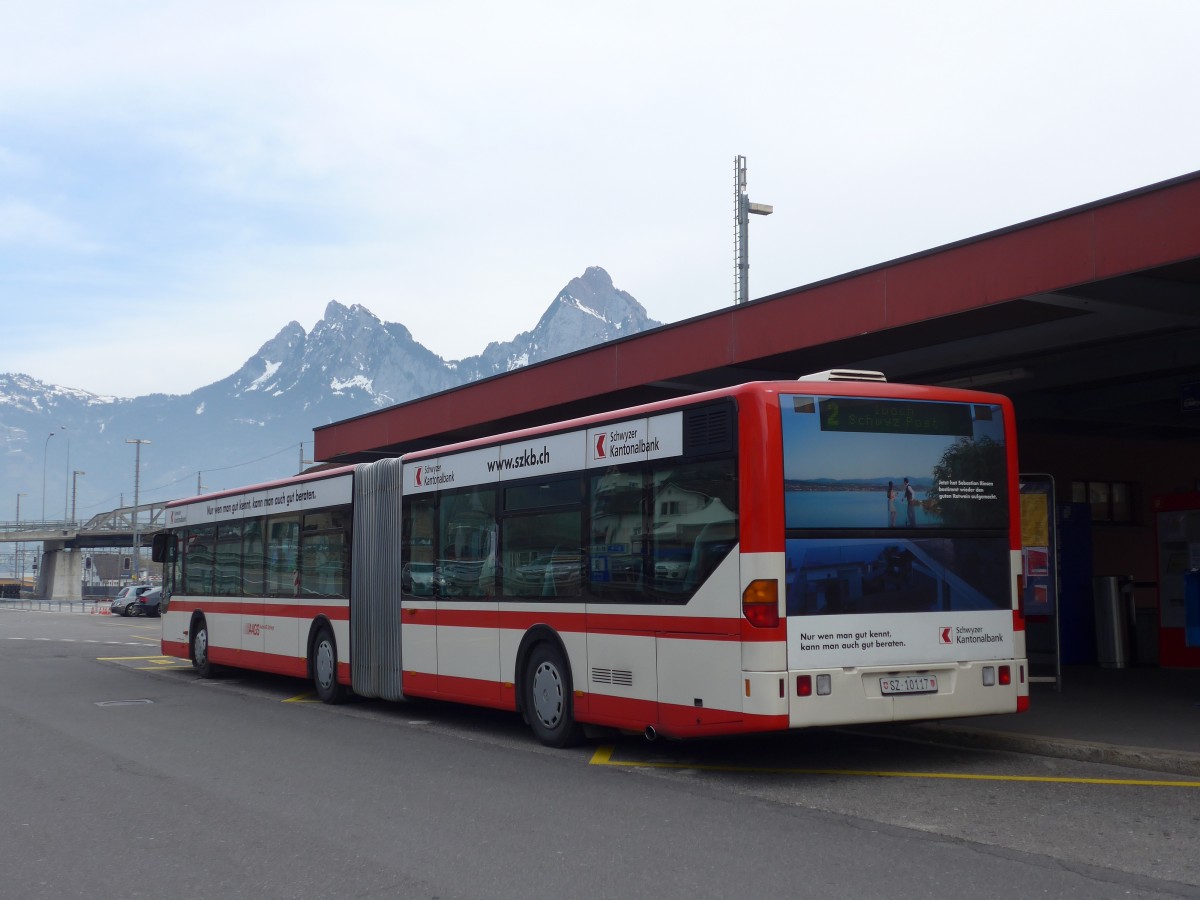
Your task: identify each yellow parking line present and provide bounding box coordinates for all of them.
[283,693,319,703]
[98,652,190,670]
[588,745,1200,788]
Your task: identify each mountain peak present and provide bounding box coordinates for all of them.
[0,267,662,518]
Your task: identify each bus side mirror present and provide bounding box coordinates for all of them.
[151,532,176,563]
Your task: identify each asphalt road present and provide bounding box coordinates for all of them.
[2,607,1198,899]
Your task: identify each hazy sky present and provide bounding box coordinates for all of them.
[4,1,1198,398]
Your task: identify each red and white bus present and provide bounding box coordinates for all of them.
[155,371,1028,745]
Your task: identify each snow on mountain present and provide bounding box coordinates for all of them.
[454,267,659,380]
[0,267,661,518]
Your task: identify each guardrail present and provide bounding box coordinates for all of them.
[1,596,119,614]
[0,501,168,538]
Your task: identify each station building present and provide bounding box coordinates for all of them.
[315,170,1200,673]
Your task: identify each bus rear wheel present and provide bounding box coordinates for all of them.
[312,625,347,704]
[524,642,582,748]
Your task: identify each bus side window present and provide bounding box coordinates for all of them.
[402,495,437,597]
[439,487,497,598]
[648,458,738,599]
[215,522,243,597]
[266,515,301,596]
[500,477,582,599]
[301,506,350,598]
[243,519,265,597]
[183,526,215,596]
[588,467,647,601]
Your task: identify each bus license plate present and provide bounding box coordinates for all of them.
[880,675,938,695]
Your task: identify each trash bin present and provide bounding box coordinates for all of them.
[1093,575,1133,668]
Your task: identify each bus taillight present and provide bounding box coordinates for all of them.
[742,580,779,628]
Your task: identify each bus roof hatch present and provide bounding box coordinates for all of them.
[797,369,888,383]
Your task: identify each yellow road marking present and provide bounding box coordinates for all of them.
[588,745,1200,788]
[283,693,319,703]
[100,654,189,670]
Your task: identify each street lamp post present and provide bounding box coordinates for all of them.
[15,492,27,585]
[126,439,151,581]
[71,471,85,525]
[62,425,70,521]
[733,155,773,305]
[40,432,56,521]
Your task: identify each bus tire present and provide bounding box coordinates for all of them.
[191,616,213,678]
[312,625,347,704]
[524,641,582,748]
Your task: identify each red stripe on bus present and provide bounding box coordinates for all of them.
[401,670,438,697]
[159,641,349,687]
[425,607,784,641]
[429,674,517,712]
[165,598,350,620]
[400,671,790,738]
[584,691,789,738]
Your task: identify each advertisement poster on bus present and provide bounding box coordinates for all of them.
[786,609,1016,668]
[168,473,353,527]
[780,394,1015,667]
[780,395,1008,530]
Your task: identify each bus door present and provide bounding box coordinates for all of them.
[400,494,440,695]
[257,514,300,663]
[435,518,500,703]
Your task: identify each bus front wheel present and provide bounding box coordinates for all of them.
[191,618,213,678]
[523,642,582,748]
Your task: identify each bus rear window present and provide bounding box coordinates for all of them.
[781,395,1008,530]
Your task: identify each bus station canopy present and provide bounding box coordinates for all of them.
[315,170,1200,464]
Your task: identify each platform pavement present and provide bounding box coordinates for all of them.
[4,601,1199,776]
[893,665,1200,777]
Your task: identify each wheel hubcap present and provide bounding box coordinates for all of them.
[531,661,564,728]
[316,640,335,689]
[195,631,207,665]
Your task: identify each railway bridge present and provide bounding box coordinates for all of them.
[0,502,167,600]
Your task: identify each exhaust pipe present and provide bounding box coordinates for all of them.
[643,725,658,742]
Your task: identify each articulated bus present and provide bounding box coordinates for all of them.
[155,371,1028,746]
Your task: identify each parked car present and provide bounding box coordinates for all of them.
[127,586,162,617]
[110,585,153,616]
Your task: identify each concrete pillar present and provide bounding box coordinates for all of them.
[34,545,83,601]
